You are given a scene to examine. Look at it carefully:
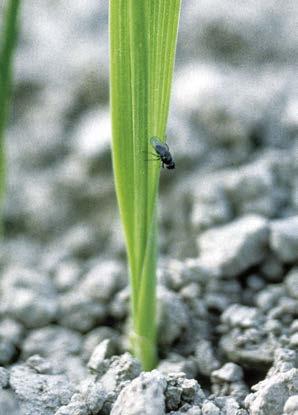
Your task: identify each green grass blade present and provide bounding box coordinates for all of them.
[0,0,21,228]
[110,0,181,370]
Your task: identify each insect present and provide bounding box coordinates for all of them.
[150,136,175,169]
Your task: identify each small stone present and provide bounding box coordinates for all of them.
[56,379,107,415]
[0,319,24,364]
[111,370,167,415]
[99,353,141,395]
[54,261,82,292]
[273,348,296,373]
[289,333,298,348]
[55,400,89,415]
[264,319,282,336]
[0,389,20,414]
[0,367,9,388]
[82,326,120,362]
[285,268,298,299]
[260,255,284,282]
[59,223,98,259]
[221,304,261,328]
[191,177,232,231]
[223,157,277,217]
[181,378,204,404]
[198,215,269,277]
[165,383,182,411]
[58,290,106,332]
[88,339,117,371]
[211,363,243,383]
[201,400,220,415]
[0,266,58,328]
[27,355,54,374]
[195,340,220,376]
[256,286,285,311]
[22,326,82,359]
[245,368,298,415]
[9,359,75,415]
[158,353,198,379]
[80,260,125,302]
[78,379,106,414]
[283,395,298,414]
[270,216,298,263]
[157,286,189,346]
[109,287,130,320]
[290,320,298,334]
[186,406,202,415]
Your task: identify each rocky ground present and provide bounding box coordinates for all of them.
[0,1,297,414]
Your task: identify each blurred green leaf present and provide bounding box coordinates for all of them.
[0,0,21,230]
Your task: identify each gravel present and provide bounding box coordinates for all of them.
[0,319,24,365]
[9,358,75,415]
[1,0,298,414]
[111,370,167,415]
[198,215,269,278]
[270,216,298,263]
[0,267,58,328]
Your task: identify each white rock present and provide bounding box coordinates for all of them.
[283,395,298,415]
[0,267,58,328]
[270,216,298,262]
[111,370,167,415]
[285,268,298,299]
[198,215,269,277]
[245,369,298,415]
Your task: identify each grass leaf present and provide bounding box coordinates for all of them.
[110,0,181,370]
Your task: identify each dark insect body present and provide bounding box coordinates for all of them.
[150,137,175,170]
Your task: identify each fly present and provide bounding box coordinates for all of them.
[150,136,175,170]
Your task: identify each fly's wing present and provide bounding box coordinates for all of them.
[150,136,164,148]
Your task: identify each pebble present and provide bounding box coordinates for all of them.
[99,353,141,395]
[88,339,117,372]
[270,216,298,263]
[55,378,106,415]
[245,368,298,415]
[0,319,23,365]
[54,260,82,292]
[111,370,167,415]
[283,395,298,415]
[285,268,298,299]
[165,372,205,411]
[190,177,232,231]
[223,156,279,217]
[22,326,82,359]
[221,304,262,328]
[211,363,243,383]
[0,266,58,328]
[158,353,198,379]
[289,333,298,348]
[0,367,9,388]
[82,326,120,362]
[157,286,189,346]
[79,260,125,302]
[0,389,20,414]
[9,358,75,415]
[198,215,269,277]
[260,255,284,282]
[58,290,106,332]
[201,401,220,415]
[195,340,220,376]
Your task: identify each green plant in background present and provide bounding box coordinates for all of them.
[0,0,21,230]
[110,0,181,370]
